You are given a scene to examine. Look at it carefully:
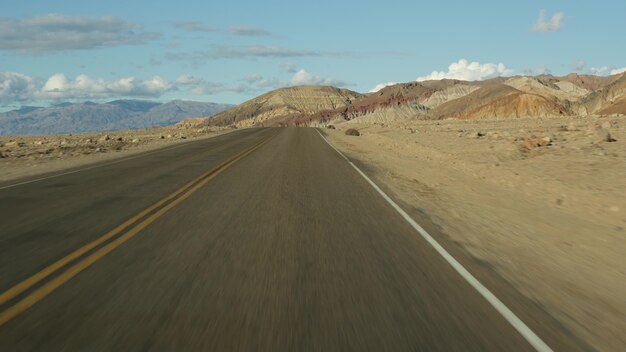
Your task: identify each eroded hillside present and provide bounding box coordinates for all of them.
[187,72,626,128]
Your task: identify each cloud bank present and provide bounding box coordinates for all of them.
[416,59,513,81]
[291,69,347,86]
[0,72,173,103]
[0,14,161,54]
[368,82,398,93]
[590,66,626,76]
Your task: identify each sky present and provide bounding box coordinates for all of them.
[1,0,625,110]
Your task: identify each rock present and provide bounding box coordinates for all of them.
[180,135,187,139]
[166,134,173,139]
[475,132,485,138]
[0,151,8,158]
[34,141,44,145]
[99,135,111,142]
[116,137,123,141]
[520,137,552,150]
[5,141,18,148]
[595,128,616,142]
[601,121,612,129]
[160,135,165,139]
[131,139,139,143]
[345,128,360,136]
[326,125,336,129]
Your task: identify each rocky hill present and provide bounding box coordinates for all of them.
[580,73,626,115]
[184,86,363,128]
[281,73,626,126]
[0,100,233,135]
[177,73,626,128]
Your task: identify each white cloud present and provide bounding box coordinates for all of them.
[368,82,398,93]
[610,67,626,75]
[1,72,174,103]
[0,72,39,103]
[291,69,347,86]
[590,66,626,76]
[531,10,566,32]
[416,59,513,81]
[39,74,173,99]
[590,67,610,75]
[176,74,202,85]
[0,14,160,54]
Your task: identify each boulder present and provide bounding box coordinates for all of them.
[345,128,360,136]
[520,137,552,150]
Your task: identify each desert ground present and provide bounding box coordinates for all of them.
[325,115,625,351]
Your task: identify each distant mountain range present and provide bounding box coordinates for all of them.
[0,100,233,135]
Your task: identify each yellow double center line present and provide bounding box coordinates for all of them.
[0,133,274,326]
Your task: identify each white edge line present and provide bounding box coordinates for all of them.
[0,130,240,191]
[315,128,553,352]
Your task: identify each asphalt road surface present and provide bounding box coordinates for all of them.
[0,128,590,351]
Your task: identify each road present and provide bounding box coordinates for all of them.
[0,127,587,351]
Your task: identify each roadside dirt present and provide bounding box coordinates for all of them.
[326,116,626,351]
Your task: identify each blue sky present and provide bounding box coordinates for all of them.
[1,0,625,109]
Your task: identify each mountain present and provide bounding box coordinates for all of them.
[186,86,363,128]
[255,72,626,126]
[580,73,626,115]
[539,73,618,91]
[0,100,233,135]
[429,81,570,119]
